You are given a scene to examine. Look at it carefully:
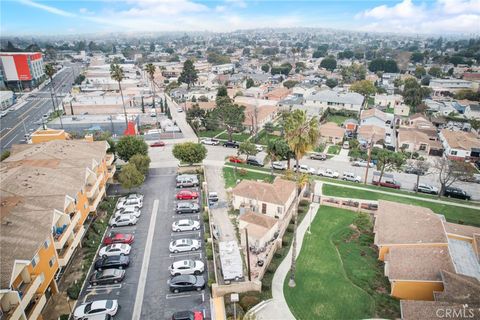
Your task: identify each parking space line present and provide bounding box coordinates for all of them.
[132,199,159,320]
[168,251,202,258]
[165,291,204,299]
[86,283,122,291]
[170,231,201,237]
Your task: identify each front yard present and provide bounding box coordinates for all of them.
[223,167,274,188]
[327,145,341,155]
[284,206,400,320]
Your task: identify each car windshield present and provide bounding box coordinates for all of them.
[106,300,113,308]
[84,303,93,313]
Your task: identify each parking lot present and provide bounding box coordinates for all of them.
[76,167,211,320]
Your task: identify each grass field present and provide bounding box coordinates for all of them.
[223,167,274,188]
[197,130,224,138]
[325,115,349,126]
[322,184,480,227]
[284,206,399,319]
[327,145,341,155]
[254,130,280,145]
[217,132,251,142]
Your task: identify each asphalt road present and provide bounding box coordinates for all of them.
[0,63,81,152]
[76,167,211,320]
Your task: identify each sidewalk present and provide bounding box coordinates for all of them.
[255,202,320,320]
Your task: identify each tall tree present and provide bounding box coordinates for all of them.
[350,80,376,97]
[284,110,319,288]
[44,63,57,112]
[264,139,290,177]
[320,57,337,71]
[144,63,158,127]
[116,136,148,162]
[372,148,406,183]
[110,63,128,127]
[172,142,207,165]
[411,160,430,194]
[178,59,198,89]
[118,163,144,191]
[435,157,474,198]
[129,154,151,176]
[207,103,245,141]
[238,141,258,159]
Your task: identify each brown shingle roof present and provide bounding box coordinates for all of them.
[440,129,480,151]
[360,108,388,121]
[375,201,448,246]
[239,211,278,229]
[400,301,480,320]
[434,271,480,304]
[386,246,455,281]
[397,128,443,149]
[444,222,480,239]
[357,125,385,143]
[232,178,296,206]
[319,122,345,139]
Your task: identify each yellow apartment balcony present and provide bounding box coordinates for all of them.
[86,173,104,199]
[89,186,105,212]
[107,166,116,183]
[5,274,44,320]
[106,154,114,166]
[25,293,46,320]
[54,211,81,250]
[58,226,86,267]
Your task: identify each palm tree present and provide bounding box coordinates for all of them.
[284,109,319,288]
[110,63,128,127]
[144,63,158,127]
[264,140,279,178]
[44,63,57,112]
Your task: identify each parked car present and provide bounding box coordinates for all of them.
[109,215,138,227]
[172,219,201,232]
[73,300,119,320]
[255,145,263,152]
[116,198,143,209]
[168,275,205,293]
[99,244,131,257]
[246,157,263,167]
[177,107,183,113]
[371,172,401,189]
[318,168,339,178]
[176,190,199,200]
[310,153,327,161]
[172,310,204,320]
[176,202,200,214]
[271,161,287,170]
[94,256,130,271]
[404,166,426,175]
[114,207,141,218]
[342,141,350,149]
[342,172,361,183]
[150,141,166,147]
[414,183,438,195]
[200,138,219,145]
[176,176,199,188]
[0,111,8,118]
[169,239,201,253]
[89,269,125,286]
[223,140,240,148]
[293,164,316,175]
[119,193,143,203]
[352,160,374,168]
[169,259,205,276]
[103,232,134,245]
[228,156,244,163]
[444,187,471,200]
[208,192,219,203]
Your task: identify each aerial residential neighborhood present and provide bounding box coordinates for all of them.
[0,1,479,320]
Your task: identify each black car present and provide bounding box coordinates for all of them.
[246,157,263,167]
[172,311,202,320]
[176,202,200,214]
[444,187,471,200]
[168,275,205,293]
[89,269,125,286]
[94,255,130,271]
[223,140,240,148]
[404,166,425,175]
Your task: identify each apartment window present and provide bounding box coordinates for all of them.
[277,207,283,215]
[31,254,39,268]
[262,203,267,214]
[44,238,50,249]
[419,144,427,151]
[451,150,458,156]
[49,256,56,268]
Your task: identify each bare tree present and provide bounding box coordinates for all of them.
[411,160,431,193]
[435,157,475,198]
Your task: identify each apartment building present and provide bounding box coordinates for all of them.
[0,137,115,320]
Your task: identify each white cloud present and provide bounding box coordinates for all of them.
[118,0,208,16]
[225,0,247,8]
[215,5,227,13]
[19,0,76,17]
[79,8,93,14]
[359,0,426,20]
[436,0,480,15]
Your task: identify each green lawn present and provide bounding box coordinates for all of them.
[284,207,399,319]
[314,144,326,153]
[327,145,341,155]
[385,107,395,114]
[254,130,280,145]
[198,130,224,138]
[322,184,480,227]
[225,162,277,174]
[325,115,349,126]
[223,167,274,188]
[217,132,251,142]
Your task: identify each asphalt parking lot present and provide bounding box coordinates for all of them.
[76,167,211,320]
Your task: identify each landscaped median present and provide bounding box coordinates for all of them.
[284,206,400,320]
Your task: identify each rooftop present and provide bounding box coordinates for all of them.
[305,89,364,105]
[400,301,480,320]
[319,122,345,138]
[440,129,480,151]
[232,178,296,206]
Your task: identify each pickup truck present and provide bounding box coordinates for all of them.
[318,169,339,178]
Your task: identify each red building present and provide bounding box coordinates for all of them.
[0,52,45,90]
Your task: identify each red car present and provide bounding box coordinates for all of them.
[103,232,135,245]
[228,156,243,164]
[176,190,199,200]
[150,141,165,147]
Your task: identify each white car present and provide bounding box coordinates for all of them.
[172,219,200,232]
[119,193,144,202]
[0,111,7,118]
[116,198,143,210]
[255,144,263,152]
[342,172,361,183]
[114,207,141,218]
[352,160,374,168]
[109,215,138,227]
[177,107,183,112]
[99,244,131,258]
[73,300,119,320]
[271,161,287,170]
[414,183,439,195]
[169,259,205,276]
[169,238,201,253]
[200,138,219,145]
[318,168,339,178]
[294,164,316,175]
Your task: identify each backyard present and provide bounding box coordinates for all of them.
[322,184,480,227]
[324,114,349,126]
[284,206,400,320]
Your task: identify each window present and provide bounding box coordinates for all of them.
[31,254,40,268]
[451,150,458,156]
[49,257,56,268]
[419,144,427,151]
[44,238,50,249]
[262,203,267,214]
[277,207,283,215]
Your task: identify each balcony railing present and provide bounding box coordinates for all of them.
[86,173,104,199]
[107,166,116,181]
[89,186,105,212]
[26,293,46,320]
[58,226,86,266]
[54,210,81,250]
[106,154,114,166]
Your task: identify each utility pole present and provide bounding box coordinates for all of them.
[364,136,373,185]
[70,101,74,115]
[245,228,252,281]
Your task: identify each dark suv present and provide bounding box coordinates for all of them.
[176,202,200,214]
[223,140,240,148]
[246,157,263,167]
[94,255,130,271]
[168,275,205,293]
[444,187,471,200]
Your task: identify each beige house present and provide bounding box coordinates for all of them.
[357,125,385,144]
[397,128,443,156]
[319,122,345,144]
[232,178,296,219]
[238,211,279,248]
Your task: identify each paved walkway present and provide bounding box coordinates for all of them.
[255,202,320,320]
[332,147,349,162]
[223,164,480,210]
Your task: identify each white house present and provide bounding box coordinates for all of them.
[374,94,403,108]
[429,78,475,96]
[464,104,480,120]
[304,89,364,113]
[212,63,235,74]
[439,129,480,160]
[238,211,279,248]
[360,108,394,128]
[232,178,296,220]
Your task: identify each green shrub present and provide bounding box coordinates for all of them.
[67,282,81,299]
[274,252,282,259]
[207,278,215,289]
[203,212,209,223]
[287,224,294,233]
[240,295,261,311]
[60,315,70,320]
[206,244,213,260]
[299,199,310,207]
